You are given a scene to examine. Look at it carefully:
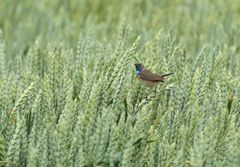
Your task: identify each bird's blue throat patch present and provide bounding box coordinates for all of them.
[135,66,142,75]
[136,70,141,74]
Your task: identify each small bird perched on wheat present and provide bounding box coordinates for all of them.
[134,63,173,87]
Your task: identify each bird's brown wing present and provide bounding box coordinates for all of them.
[139,69,164,82]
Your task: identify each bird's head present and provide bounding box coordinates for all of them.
[134,63,144,75]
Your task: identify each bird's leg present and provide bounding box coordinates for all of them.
[154,86,157,94]
[152,86,161,100]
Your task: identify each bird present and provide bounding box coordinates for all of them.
[134,63,173,87]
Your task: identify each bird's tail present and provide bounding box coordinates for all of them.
[161,73,174,77]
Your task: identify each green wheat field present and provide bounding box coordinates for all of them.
[1,0,240,167]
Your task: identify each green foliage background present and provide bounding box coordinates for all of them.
[1,0,240,166]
